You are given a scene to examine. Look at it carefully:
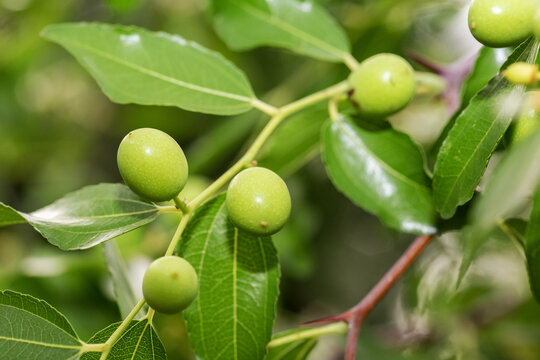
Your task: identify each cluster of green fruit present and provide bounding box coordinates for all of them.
[116,128,291,313]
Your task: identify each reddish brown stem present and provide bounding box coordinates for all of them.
[304,234,434,360]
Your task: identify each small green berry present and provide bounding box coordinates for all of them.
[348,53,415,117]
[142,256,198,314]
[503,62,539,85]
[512,91,540,144]
[226,167,291,236]
[468,0,537,48]
[117,128,188,202]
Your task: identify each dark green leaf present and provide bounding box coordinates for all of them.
[433,38,540,218]
[322,115,436,234]
[0,290,82,360]
[266,328,317,360]
[42,23,255,115]
[258,104,328,176]
[460,129,540,284]
[0,183,159,250]
[527,187,540,304]
[211,0,350,62]
[178,195,280,360]
[81,320,166,360]
[102,241,141,319]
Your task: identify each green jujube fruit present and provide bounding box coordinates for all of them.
[348,53,416,117]
[142,256,198,314]
[468,0,538,48]
[226,167,291,236]
[117,128,188,202]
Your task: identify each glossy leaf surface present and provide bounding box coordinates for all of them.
[178,195,279,360]
[0,290,81,360]
[322,115,436,234]
[211,0,350,62]
[433,38,540,218]
[42,23,255,115]
[81,320,166,360]
[0,184,159,250]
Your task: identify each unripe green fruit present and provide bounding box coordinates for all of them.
[226,167,291,236]
[348,53,415,117]
[142,256,198,314]
[117,128,188,202]
[468,0,537,48]
[512,91,540,144]
[503,62,539,85]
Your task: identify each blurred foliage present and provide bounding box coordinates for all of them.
[2,0,540,359]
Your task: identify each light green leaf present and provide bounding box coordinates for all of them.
[433,38,540,218]
[0,183,159,250]
[178,194,280,360]
[102,241,141,319]
[266,329,317,360]
[211,0,350,62]
[322,115,436,234]
[0,290,82,360]
[460,129,540,283]
[526,187,540,304]
[81,320,166,360]
[42,23,255,115]
[258,104,328,176]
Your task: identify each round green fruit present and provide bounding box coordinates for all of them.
[468,0,537,48]
[226,167,291,236]
[348,53,415,117]
[117,128,188,202]
[512,91,540,144]
[142,256,198,314]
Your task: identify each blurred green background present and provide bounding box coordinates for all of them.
[2,0,540,359]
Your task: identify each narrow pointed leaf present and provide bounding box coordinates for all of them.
[433,38,540,218]
[0,183,159,250]
[322,115,436,234]
[211,0,350,62]
[81,320,166,360]
[102,241,141,319]
[526,187,540,304]
[178,195,280,360]
[459,129,540,284]
[42,23,255,115]
[0,290,82,360]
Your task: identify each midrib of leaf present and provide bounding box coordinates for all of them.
[0,336,81,350]
[237,1,347,59]
[0,303,79,343]
[29,208,157,222]
[233,227,239,360]
[335,119,430,193]
[130,322,150,360]
[53,38,253,103]
[195,201,226,356]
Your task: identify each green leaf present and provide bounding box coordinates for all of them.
[211,0,350,62]
[0,290,82,360]
[41,23,255,115]
[526,187,540,304]
[0,183,159,250]
[322,115,436,234]
[266,329,317,360]
[81,320,166,360]
[460,129,540,284]
[178,194,280,360]
[102,241,141,319]
[258,104,328,176]
[433,38,540,218]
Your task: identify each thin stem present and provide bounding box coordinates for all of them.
[267,322,347,348]
[328,97,341,123]
[146,308,156,323]
[99,298,146,360]
[173,195,190,214]
[252,98,280,116]
[343,53,360,71]
[497,219,526,260]
[165,213,192,256]
[80,343,106,353]
[157,205,181,214]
